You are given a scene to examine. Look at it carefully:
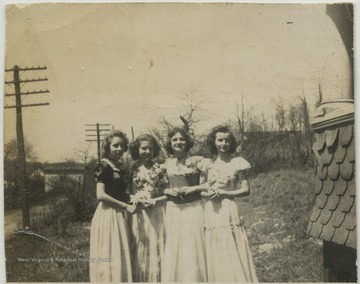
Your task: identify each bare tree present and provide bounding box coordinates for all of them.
[159,116,175,131]
[235,96,246,150]
[179,93,204,135]
[275,99,286,131]
[261,113,268,132]
[288,105,298,133]
[160,92,203,136]
[300,95,311,135]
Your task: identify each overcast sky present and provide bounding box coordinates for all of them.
[3,2,352,162]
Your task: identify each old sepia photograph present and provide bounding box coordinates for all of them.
[2,1,356,283]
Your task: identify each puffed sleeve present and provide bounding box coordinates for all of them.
[232,157,251,172]
[197,158,212,173]
[159,162,167,171]
[93,161,110,183]
[190,155,203,167]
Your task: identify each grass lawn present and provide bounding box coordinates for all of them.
[240,169,323,282]
[5,221,91,282]
[5,169,323,282]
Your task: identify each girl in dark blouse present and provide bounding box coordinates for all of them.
[89,130,137,282]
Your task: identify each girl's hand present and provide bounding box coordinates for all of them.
[182,186,197,196]
[125,204,137,214]
[143,198,156,208]
[164,187,180,197]
[209,189,221,199]
[201,191,211,198]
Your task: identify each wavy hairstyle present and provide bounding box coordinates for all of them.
[100,130,129,159]
[165,127,195,155]
[129,134,161,160]
[205,125,237,155]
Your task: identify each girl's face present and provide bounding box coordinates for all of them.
[171,132,186,154]
[138,140,154,162]
[108,136,125,161]
[215,132,231,154]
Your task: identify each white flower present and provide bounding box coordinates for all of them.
[135,191,151,202]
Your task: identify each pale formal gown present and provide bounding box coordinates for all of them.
[161,156,207,282]
[131,162,167,282]
[198,157,258,282]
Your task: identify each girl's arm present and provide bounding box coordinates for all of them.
[153,195,168,202]
[182,184,209,195]
[143,195,168,207]
[96,183,136,213]
[184,171,210,196]
[129,180,138,205]
[163,186,181,197]
[216,170,250,198]
[199,171,207,185]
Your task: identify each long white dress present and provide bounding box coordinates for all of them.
[161,156,207,282]
[198,157,258,282]
[89,160,132,282]
[130,162,167,282]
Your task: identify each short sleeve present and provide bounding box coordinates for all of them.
[190,155,202,163]
[159,162,167,171]
[93,161,111,183]
[232,157,251,171]
[197,158,212,173]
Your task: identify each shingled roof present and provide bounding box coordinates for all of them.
[307,124,356,248]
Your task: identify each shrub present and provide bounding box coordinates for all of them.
[31,198,74,237]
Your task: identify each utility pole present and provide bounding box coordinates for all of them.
[4,65,49,229]
[131,126,135,140]
[85,123,111,162]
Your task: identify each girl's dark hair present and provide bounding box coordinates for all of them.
[101,130,129,159]
[205,125,237,155]
[129,134,161,160]
[165,127,195,155]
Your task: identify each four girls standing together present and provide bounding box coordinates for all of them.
[89,125,258,282]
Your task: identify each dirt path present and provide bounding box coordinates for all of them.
[4,204,51,241]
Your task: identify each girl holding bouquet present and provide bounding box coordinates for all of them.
[161,127,207,282]
[90,130,137,282]
[129,134,168,282]
[198,125,258,282]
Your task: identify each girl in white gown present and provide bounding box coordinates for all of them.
[161,127,208,282]
[198,125,258,282]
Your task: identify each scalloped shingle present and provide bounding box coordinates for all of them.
[323,179,335,195]
[339,125,353,147]
[333,145,347,164]
[325,128,339,148]
[328,162,340,180]
[307,123,356,249]
[339,160,354,180]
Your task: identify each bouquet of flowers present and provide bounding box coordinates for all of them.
[132,162,168,203]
